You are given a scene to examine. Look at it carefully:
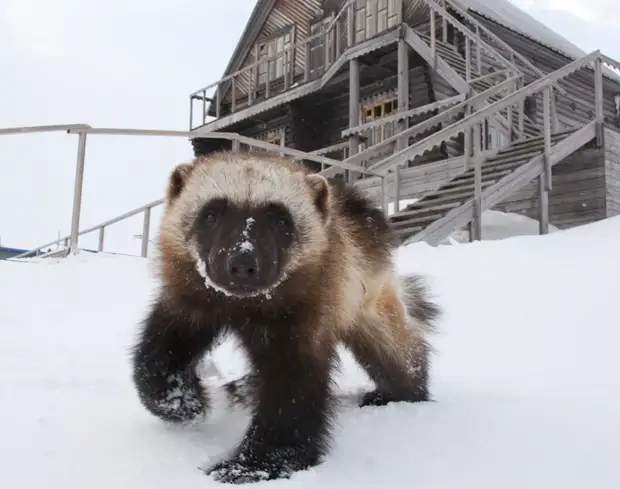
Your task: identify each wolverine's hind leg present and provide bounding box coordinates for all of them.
[343,285,435,407]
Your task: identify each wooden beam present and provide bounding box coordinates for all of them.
[394,37,410,212]
[538,176,549,234]
[543,86,552,191]
[342,94,465,137]
[403,25,469,94]
[348,57,360,181]
[594,56,604,147]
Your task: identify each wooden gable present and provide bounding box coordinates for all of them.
[223,0,323,96]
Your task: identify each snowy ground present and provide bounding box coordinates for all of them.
[1,216,620,488]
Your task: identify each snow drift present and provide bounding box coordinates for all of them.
[1,216,619,488]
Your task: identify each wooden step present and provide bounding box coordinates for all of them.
[390,212,446,230]
[391,201,460,222]
[487,146,544,164]
[413,189,476,208]
[452,166,515,182]
[394,224,424,237]
[504,129,575,150]
[480,157,535,174]
[439,170,510,191]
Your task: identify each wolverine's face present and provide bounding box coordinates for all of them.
[190,197,296,298]
[160,152,331,299]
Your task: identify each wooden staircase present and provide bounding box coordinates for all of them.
[415,33,540,138]
[388,125,596,245]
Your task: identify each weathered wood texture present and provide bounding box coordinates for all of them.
[491,140,607,229]
[232,0,322,97]
[354,155,466,204]
[311,62,458,167]
[471,13,620,133]
[605,128,620,217]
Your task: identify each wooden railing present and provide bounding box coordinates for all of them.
[189,0,376,130]
[1,126,385,260]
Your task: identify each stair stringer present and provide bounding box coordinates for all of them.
[403,121,597,246]
[403,25,470,95]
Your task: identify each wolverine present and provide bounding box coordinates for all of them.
[130,150,440,484]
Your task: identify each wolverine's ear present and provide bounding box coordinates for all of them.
[166,162,195,203]
[306,174,331,219]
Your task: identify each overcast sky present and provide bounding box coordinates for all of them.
[0,0,618,255]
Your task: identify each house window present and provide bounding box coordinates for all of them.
[355,0,400,43]
[253,128,285,154]
[309,13,335,74]
[257,27,294,85]
[359,96,398,148]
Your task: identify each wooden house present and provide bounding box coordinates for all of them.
[188,0,620,245]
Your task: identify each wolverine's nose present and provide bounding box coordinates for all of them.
[227,252,259,282]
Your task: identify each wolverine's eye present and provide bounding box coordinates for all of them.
[265,203,292,231]
[205,212,218,225]
[199,198,228,227]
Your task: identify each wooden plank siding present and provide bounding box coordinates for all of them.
[471,13,620,134]
[605,128,620,217]
[228,0,322,99]
[491,139,608,229]
[353,155,467,205]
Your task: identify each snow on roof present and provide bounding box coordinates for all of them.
[455,0,586,59]
[454,0,620,82]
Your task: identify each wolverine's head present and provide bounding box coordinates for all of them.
[159,151,332,299]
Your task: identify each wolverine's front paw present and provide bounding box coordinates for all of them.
[359,388,429,407]
[139,373,208,424]
[204,453,310,484]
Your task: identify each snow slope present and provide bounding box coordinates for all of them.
[1,217,620,488]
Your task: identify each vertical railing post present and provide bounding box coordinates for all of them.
[232,139,241,152]
[381,175,389,216]
[141,207,151,258]
[335,19,341,57]
[518,81,525,137]
[442,0,448,42]
[537,86,552,235]
[189,96,194,130]
[283,50,290,91]
[594,56,604,147]
[215,84,221,119]
[348,58,360,174]
[202,90,207,126]
[464,105,472,171]
[543,86,552,192]
[69,132,88,255]
[324,30,329,71]
[98,226,105,252]
[475,27,481,75]
[304,42,311,82]
[430,9,436,69]
[249,66,255,105]
[395,37,409,213]
[472,112,482,241]
[465,37,471,81]
[231,77,237,112]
